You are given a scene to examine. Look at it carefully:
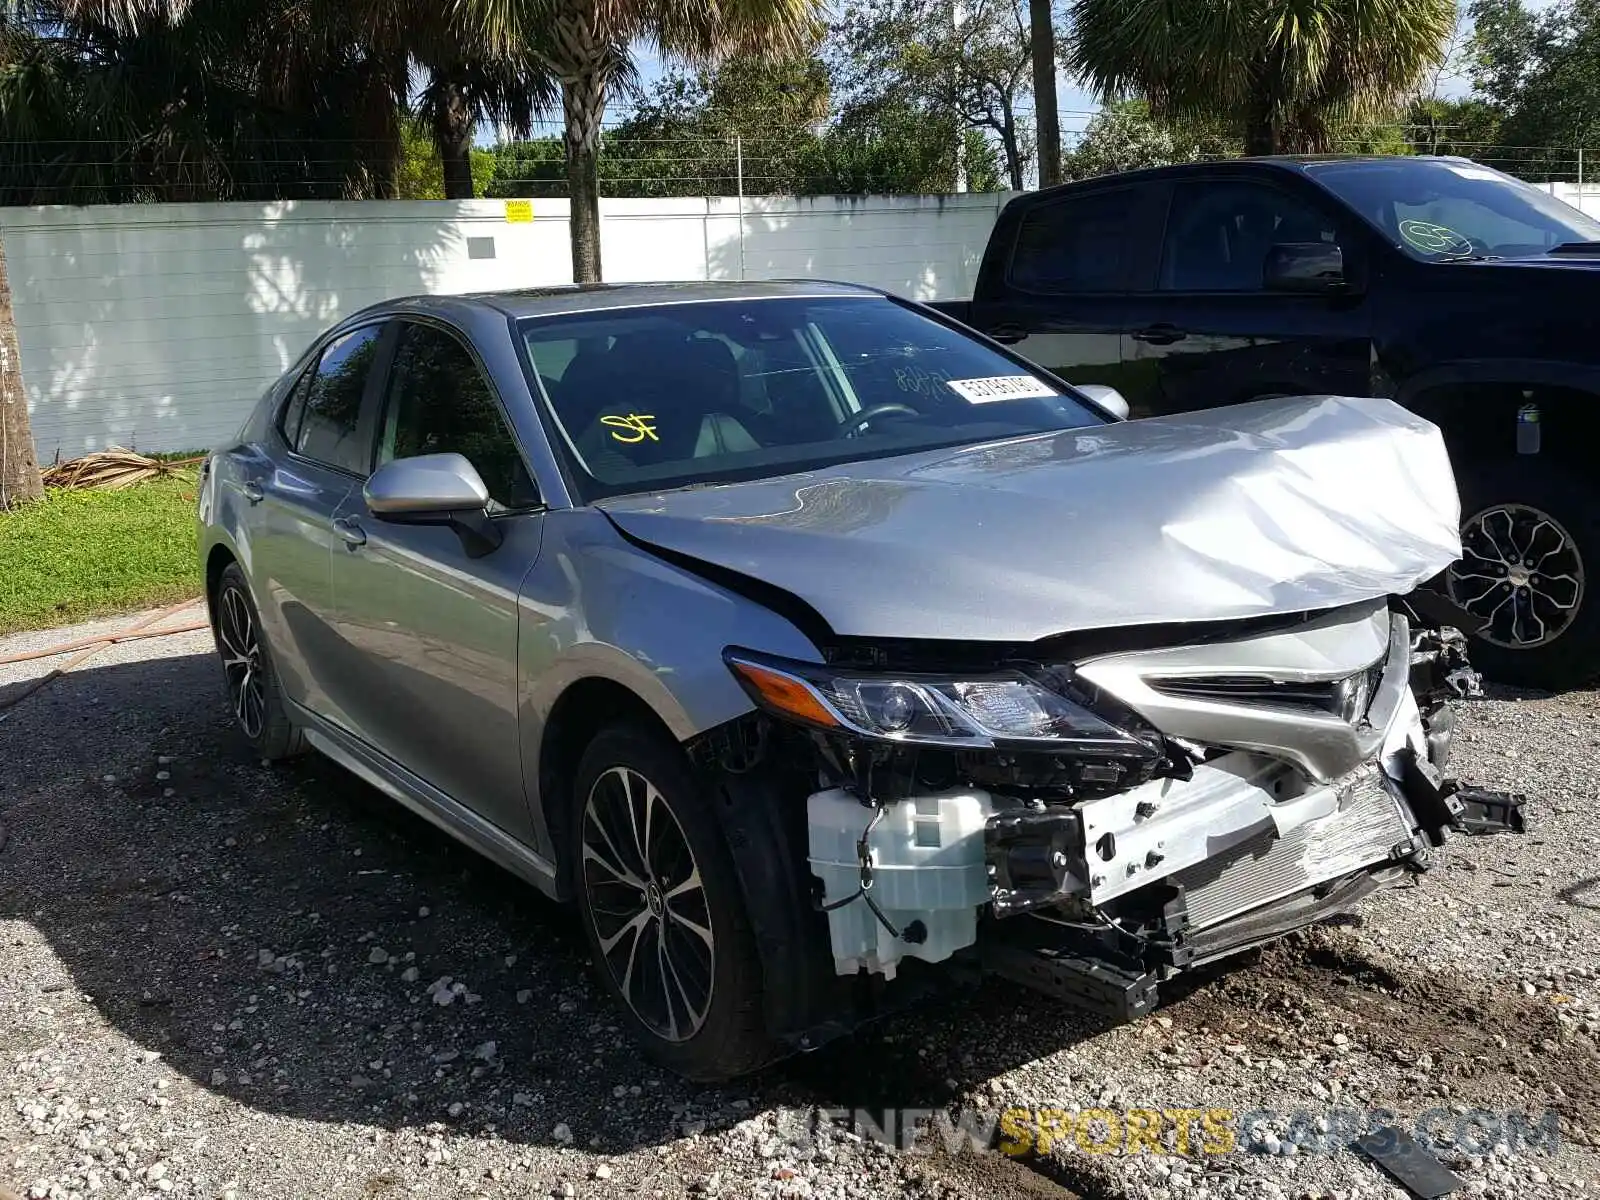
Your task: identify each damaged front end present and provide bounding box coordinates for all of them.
[712,596,1524,1034]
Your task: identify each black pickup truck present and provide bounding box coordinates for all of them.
[931,154,1600,690]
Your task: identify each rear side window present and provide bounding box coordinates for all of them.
[278,368,313,446]
[292,326,383,473]
[1010,188,1137,292]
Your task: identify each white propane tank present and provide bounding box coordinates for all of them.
[806,787,996,979]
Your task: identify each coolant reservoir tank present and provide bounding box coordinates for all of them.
[807,787,995,980]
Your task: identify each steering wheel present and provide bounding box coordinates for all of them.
[838,403,919,436]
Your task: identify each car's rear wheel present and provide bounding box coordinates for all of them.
[571,723,772,1081]
[1445,459,1600,691]
[213,563,305,760]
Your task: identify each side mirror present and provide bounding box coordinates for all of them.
[1073,383,1131,421]
[1264,242,1349,294]
[364,452,502,556]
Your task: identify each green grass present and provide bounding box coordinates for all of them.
[0,475,202,635]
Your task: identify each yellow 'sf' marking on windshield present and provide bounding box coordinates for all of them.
[602,413,659,444]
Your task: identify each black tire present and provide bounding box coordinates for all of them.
[1445,458,1600,691]
[212,563,306,760]
[570,723,773,1081]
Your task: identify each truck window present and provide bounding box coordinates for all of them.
[1009,188,1137,293]
[1160,181,1340,292]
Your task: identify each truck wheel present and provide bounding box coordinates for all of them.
[571,723,773,1081]
[1445,459,1600,691]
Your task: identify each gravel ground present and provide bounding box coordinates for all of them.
[2,606,1598,1200]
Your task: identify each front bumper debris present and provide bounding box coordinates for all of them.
[802,609,1527,1017]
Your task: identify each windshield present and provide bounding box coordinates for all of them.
[519,296,1106,499]
[1305,157,1600,260]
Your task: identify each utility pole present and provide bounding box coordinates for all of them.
[735,135,747,280]
[953,0,968,193]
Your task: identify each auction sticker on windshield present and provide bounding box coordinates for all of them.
[946,375,1058,403]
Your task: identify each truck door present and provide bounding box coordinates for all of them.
[1124,176,1373,418]
[965,180,1167,399]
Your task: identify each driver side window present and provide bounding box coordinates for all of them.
[1160,181,1341,292]
[377,323,540,510]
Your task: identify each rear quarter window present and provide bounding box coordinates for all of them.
[1009,187,1139,292]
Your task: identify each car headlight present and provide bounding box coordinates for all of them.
[724,649,1144,750]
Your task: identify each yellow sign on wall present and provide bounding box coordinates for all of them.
[504,200,533,224]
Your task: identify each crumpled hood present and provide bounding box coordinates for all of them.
[597,395,1462,642]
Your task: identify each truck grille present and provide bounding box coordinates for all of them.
[1175,770,1412,931]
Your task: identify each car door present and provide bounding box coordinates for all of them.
[1123,175,1374,418]
[965,181,1166,396]
[236,322,386,722]
[327,318,545,842]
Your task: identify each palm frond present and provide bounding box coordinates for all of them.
[42,448,199,490]
[1069,0,1457,151]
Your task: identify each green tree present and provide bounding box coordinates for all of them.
[0,0,552,203]
[1061,99,1237,180]
[484,82,1001,199]
[485,137,568,198]
[1466,0,1600,178]
[811,106,1002,193]
[0,0,407,203]
[470,0,824,283]
[1068,0,1458,155]
[830,0,1035,189]
[1404,95,1501,156]
[397,117,497,198]
[600,51,832,196]
[1467,0,1539,114]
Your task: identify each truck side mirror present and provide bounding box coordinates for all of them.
[1264,242,1349,293]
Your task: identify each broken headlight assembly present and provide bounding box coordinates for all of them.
[723,648,1146,751]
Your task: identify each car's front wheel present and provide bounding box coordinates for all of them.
[212,562,305,760]
[1445,458,1600,691]
[571,723,772,1081]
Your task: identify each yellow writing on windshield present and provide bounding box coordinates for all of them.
[602,414,659,444]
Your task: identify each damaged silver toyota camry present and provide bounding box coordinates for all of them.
[197,281,1523,1081]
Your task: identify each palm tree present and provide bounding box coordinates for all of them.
[467,0,824,283]
[346,0,556,199]
[9,0,551,202]
[1028,0,1061,187]
[1067,0,1456,156]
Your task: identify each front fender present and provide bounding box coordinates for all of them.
[516,510,826,866]
[518,511,825,740]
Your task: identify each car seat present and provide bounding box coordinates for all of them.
[567,331,759,479]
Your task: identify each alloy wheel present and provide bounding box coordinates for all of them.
[580,766,715,1043]
[1447,503,1585,650]
[217,583,267,740]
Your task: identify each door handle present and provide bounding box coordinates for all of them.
[1131,324,1188,346]
[240,479,264,504]
[332,517,367,549]
[987,323,1028,345]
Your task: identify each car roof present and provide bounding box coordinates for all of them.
[1023,153,1471,198]
[363,279,884,324]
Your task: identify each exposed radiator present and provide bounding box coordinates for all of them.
[1176,771,1412,931]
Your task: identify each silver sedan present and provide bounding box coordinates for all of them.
[198,280,1510,1080]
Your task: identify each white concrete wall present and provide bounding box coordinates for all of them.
[1,193,1014,459]
[1542,181,1600,219]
